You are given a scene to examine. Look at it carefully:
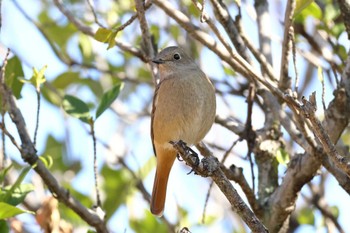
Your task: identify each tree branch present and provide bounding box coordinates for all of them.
[278,0,295,91]
[171,140,268,233]
[0,81,108,232]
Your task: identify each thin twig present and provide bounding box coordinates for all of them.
[0,121,22,151]
[134,0,158,83]
[202,139,238,223]
[291,28,299,93]
[245,84,256,194]
[86,0,104,28]
[209,0,251,63]
[52,0,147,61]
[0,48,11,168]
[286,92,350,177]
[171,140,267,232]
[90,120,101,207]
[0,73,108,232]
[33,91,41,146]
[279,0,296,91]
[201,180,214,224]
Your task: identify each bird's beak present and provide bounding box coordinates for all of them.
[152,59,164,64]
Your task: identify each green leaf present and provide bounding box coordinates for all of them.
[294,0,314,16]
[101,166,133,220]
[39,155,54,169]
[297,207,315,225]
[329,205,339,218]
[95,82,124,119]
[2,166,31,203]
[78,34,94,63]
[38,11,76,49]
[0,202,33,219]
[294,2,322,23]
[20,65,47,91]
[0,164,13,183]
[31,65,47,90]
[4,56,24,99]
[94,27,113,43]
[276,148,290,165]
[130,210,168,233]
[136,156,156,180]
[0,183,35,207]
[62,95,92,123]
[0,220,9,233]
[59,186,93,225]
[107,31,117,50]
[94,27,118,50]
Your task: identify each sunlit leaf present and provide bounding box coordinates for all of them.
[94,27,113,43]
[31,65,47,90]
[107,31,117,50]
[0,183,34,207]
[20,65,47,91]
[297,207,315,225]
[329,205,339,218]
[78,34,94,63]
[276,148,290,165]
[130,210,168,233]
[39,155,54,169]
[324,4,339,22]
[101,166,133,220]
[95,82,124,119]
[294,0,314,16]
[2,166,31,203]
[38,11,76,49]
[0,165,13,183]
[59,186,93,225]
[62,95,92,123]
[95,27,118,49]
[294,2,322,22]
[4,56,24,99]
[41,134,80,173]
[0,202,33,219]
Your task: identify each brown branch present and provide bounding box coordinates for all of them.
[134,0,158,83]
[300,93,350,176]
[52,0,146,61]
[279,0,296,91]
[171,140,268,233]
[337,0,350,40]
[0,82,108,232]
[209,0,251,63]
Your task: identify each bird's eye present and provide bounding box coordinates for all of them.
[173,53,181,60]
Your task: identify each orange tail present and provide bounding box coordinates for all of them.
[150,149,176,217]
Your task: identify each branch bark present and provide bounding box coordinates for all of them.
[0,81,108,232]
[171,140,268,233]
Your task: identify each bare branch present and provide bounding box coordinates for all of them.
[171,140,268,233]
[279,0,296,91]
[0,81,108,232]
[337,0,350,39]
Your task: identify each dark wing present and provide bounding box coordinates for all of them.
[151,82,161,157]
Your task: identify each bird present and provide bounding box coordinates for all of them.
[150,46,216,217]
